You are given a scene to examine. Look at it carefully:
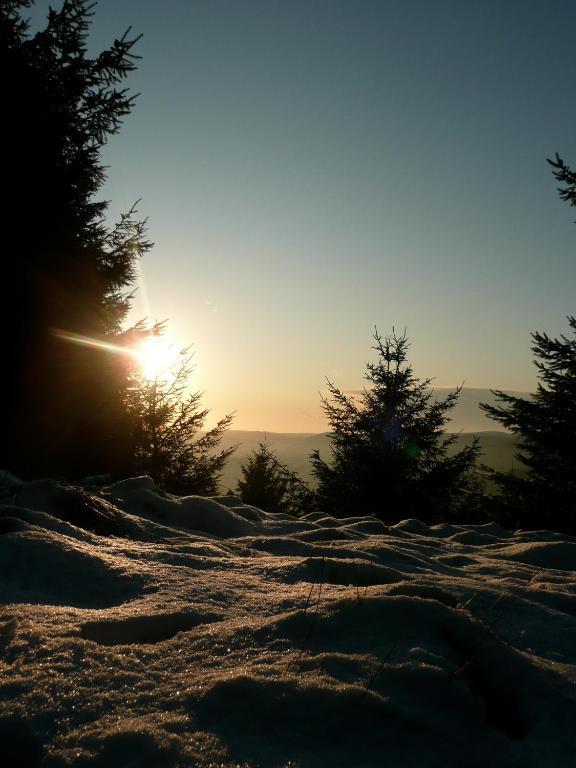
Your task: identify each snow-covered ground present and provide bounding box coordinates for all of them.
[0,473,575,767]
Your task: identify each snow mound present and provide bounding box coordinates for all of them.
[0,475,574,766]
[105,479,256,537]
[0,525,144,608]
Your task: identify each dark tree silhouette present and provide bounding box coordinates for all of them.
[548,152,576,209]
[311,329,481,522]
[480,154,576,533]
[236,441,290,513]
[236,440,314,514]
[127,345,235,496]
[1,1,150,478]
[481,327,576,534]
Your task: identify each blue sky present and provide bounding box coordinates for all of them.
[30,1,576,429]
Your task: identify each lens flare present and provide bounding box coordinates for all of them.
[53,328,181,381]
[53,329,131,355]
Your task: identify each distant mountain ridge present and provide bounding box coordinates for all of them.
[217,388,526,491]
[431,386,529,433]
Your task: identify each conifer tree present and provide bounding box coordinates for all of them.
[236,441,314,514]
[1,1,149,478]
[480,154,576,533]
[311,329,481,522]
[127,345,235,496]
[481,325,576,534]
[236,441,290,513]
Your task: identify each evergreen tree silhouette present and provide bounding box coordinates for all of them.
[236,440,314,514]
[481,325,576,534]
[311,329,481,522]
[480,154,576,533]
[127,343,235,496]
[1,1,150,478]
[236,441,290,513]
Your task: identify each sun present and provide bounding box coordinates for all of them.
[135,335,180,380]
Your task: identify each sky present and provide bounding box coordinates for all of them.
[29,0,576,431]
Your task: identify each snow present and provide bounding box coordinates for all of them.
[0,474,575,766]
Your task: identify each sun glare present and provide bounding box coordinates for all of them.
[136,336,180,380]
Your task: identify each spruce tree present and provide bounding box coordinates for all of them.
[481,323,576,533]
[311,329,481,522]
[236,441,314,514]
[479,154,576,533]
[236,441,290,513]
[127,345,236,496]
[1,1,149,478]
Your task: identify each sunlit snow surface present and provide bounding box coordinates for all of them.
[0,473,575,767]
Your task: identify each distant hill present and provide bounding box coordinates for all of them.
[217,426,521,493]
[216,388,530,491]
[449,431,518,472]
[432,386,530,433]
[217,431,331,491]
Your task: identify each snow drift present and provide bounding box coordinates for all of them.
[0,473,574,767]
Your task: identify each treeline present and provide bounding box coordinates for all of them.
[236,317,576,535]
[3,2,576,534]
